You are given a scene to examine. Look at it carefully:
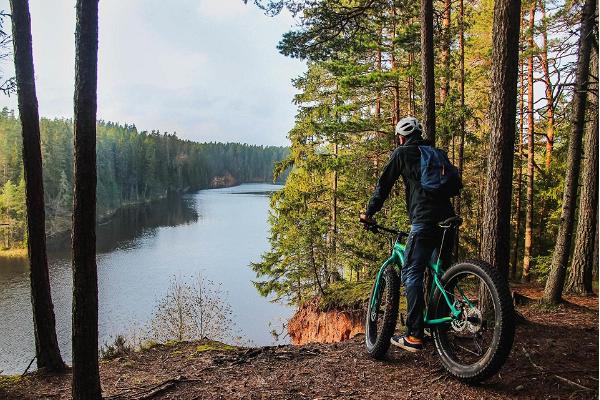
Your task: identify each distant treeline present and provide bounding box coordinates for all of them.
[0,108,288,248]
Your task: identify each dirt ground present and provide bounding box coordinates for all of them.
[1,286,598,400]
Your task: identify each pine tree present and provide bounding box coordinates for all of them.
[542,0,597,304]
[9,0,65,372]
[71,0,102,397]
[480,0,522,274]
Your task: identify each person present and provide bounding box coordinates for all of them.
[360,116,455,352]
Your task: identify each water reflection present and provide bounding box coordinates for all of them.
[0,184,290,375]
[46,195,199,258]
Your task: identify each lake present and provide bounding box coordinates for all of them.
[0,183,292,375]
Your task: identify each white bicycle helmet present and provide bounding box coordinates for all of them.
[395,116,423,137]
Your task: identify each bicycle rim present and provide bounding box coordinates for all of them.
[434,271,500,369]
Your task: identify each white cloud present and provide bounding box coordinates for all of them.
[197,0,251,21]
[0,0,305,146]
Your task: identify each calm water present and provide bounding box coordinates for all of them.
[0,184,291,374]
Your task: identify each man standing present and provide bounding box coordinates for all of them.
[360,116,456,352]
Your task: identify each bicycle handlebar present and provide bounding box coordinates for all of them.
[361,222,409,238]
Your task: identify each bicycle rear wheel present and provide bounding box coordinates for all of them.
[430,259,514,383]
[365,265,399,359]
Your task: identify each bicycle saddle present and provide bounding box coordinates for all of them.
[438,216,462,228]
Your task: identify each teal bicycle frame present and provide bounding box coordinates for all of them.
[369,237,465,326]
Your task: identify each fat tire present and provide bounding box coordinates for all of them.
[431,259,515,383]
[365,266,400,359]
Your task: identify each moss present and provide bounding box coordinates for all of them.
[195,341,236,353]
[318,280,373,311]
[0,248,27,259]
[164,339,179,347]
[0,375,21,389]
[139,340,159,351]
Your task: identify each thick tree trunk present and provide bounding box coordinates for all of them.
[565,45,598,295]
[542,0,596,304]
[71,0,101,398]
[522,4,535,282]
[480,0,521,276]
[9,0,65,372]
[421,0,436,144]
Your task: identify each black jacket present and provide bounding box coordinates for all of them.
[366,137,455,225]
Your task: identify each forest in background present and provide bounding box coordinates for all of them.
[0,109,288,249]
[250,0,598,305]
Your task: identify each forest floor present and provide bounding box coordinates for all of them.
[0,286,598,400]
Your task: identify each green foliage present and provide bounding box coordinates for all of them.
[0,109,289,248]
[251,0,578,307]
[318,280,373,311]
[99,335,132,360]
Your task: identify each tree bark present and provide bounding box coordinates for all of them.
[480,0,521,276]
[565,43,598,295]
[421,0,436,144]
[9,0,65,372]
[522,3,535,282]
[71,0,101,398]
[539,0,555,169]
[454,0,465,259]
[440,0,452,104]
[542,0,596,304]
[512,42,525,279]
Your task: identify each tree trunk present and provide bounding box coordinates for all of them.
[565,43,598,295]
[9,0,65,372]
[592,215,599,283]
[522,3,535,282]
[480,0,521,276]
[375,44,382,119]
[408,51,416,116]
[512,45,525,279]
[454,0,465,259]
[421,0,436,144]
[539,0,555,169]
[71,0,101,398]
[542,0,596,304]
[440,0,451,104]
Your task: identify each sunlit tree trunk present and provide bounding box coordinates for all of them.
[512,40,525,279]
[481,0,521,276]
[565,43,598,295]
[71,0,101,398]
[9,0,65,372]
[539,0,555,169]
[543,0,596,304]
[454,0,465,259]
[522,3,535,282]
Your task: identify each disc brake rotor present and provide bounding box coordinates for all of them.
[466,307,483,333]
[451,300,468,332]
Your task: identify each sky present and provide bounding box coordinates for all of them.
[0,0,306,146]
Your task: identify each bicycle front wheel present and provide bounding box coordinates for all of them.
[365,265,399,359]
[430,259,515,383]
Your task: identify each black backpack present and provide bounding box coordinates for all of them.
[418,145,463,197]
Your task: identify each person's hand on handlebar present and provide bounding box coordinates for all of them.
[359,212,376,227]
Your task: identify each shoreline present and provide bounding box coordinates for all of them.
[0,181,281,259]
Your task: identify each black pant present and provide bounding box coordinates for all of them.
[402,223,454,339]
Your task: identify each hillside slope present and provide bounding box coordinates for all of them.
[1,289,597,399]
